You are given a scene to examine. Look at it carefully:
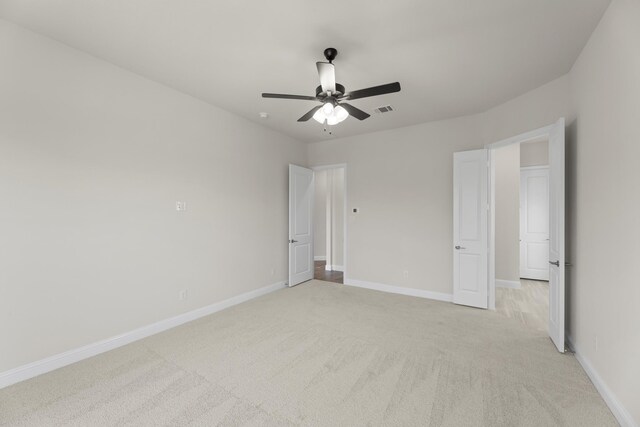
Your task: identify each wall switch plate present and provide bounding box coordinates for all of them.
[179,289,188,300]
[176,201,187,211]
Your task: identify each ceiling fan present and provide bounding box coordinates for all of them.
[262,48,401,125]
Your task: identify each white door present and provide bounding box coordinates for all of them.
[520,167,550,280]
[453,149,489,309]
[289,164,314,287]
[548,119,566,352]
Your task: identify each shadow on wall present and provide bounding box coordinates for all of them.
[565,118,577,336]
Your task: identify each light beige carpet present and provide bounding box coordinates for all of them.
[0,280,617,426]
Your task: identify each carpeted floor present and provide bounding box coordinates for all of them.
[0,280,616,426]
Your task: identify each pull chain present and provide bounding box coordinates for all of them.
[323,120,332,135]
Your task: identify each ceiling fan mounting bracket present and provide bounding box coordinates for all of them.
[323,47,338,63]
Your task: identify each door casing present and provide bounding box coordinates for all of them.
[311,164,348,282]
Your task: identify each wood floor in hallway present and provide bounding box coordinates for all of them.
[314,260,343,284]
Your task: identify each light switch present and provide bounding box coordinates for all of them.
[176,201,187,211]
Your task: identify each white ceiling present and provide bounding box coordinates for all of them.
[0,0,610,142]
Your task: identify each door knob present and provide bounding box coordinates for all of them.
[289,239,298,243]
[455,245,465,250]
[549,260,560,267]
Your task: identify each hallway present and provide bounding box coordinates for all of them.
[314,260,343,284]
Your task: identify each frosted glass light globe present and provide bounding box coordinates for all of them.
[334,105,349,123]
[322,102,334,115]
[312,108,326,124]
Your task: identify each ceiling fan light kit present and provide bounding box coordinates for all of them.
[313,104,348,125]
[262,48,401,126]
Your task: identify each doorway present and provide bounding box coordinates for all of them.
[312,165,346,284]
[493,139,550,332]
[453,119,565,351]
[486,118,566,352]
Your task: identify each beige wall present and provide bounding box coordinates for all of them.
[520,140,549,167]
[568,0,640,423]
[0,20,306,372]
[494,144,521,282]
[479,74,574,144]
[309,116,483,294]
[313,170,327,259]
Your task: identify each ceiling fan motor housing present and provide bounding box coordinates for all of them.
[316,83,345,99]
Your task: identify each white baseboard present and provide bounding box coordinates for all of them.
[0,280,287,390]
[324,265,344,272]
[344,278,452,303]
[314,255,326,261]
[495,279,521,289]
[566,334,637,427]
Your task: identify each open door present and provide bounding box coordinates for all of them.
[288,164,314,287]
[453,149,489,309]
[548,118,565,352]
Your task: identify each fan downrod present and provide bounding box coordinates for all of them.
[323,47,338,63]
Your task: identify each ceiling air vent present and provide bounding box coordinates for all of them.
[373,105,394,114]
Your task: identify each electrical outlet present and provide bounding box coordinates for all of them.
[179,289,188,300]
[402,270,409,279]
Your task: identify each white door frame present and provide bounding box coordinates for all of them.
[311,164,348,281]
[485,122,558,310]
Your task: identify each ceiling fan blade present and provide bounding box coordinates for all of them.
[343,82,401,101]
[316,62,336,93]
[262,93,317,101]
[297,105,322,122]
[339,103,370,121]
